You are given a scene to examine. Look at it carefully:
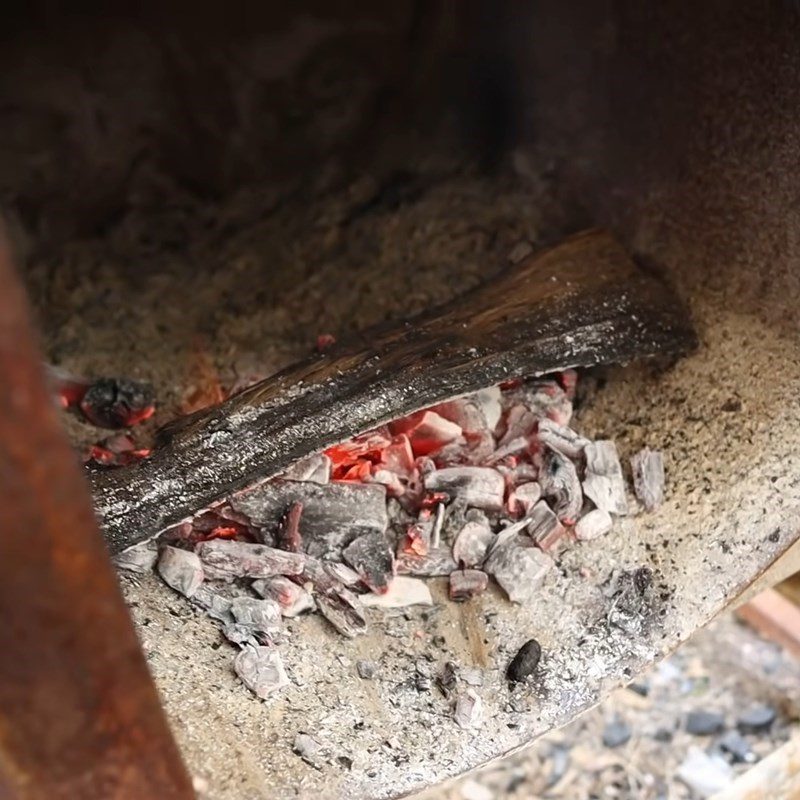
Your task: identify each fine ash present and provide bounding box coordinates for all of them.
[117,370,665,716]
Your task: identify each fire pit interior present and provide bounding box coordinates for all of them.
[4,2,800,799]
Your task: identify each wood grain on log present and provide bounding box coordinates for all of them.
[92,229,696,553]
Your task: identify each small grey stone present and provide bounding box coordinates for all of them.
[737,704,776,733]
[652,727,673,742]
[356,660,375,679]
[293,733,324,768]
[602,718,631,748]
[686,710,725,736]
[717,731,756,763]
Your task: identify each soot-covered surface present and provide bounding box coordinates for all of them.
[24,159,800,799]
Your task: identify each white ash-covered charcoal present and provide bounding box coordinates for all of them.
[342,531,394,593]
[298,557,367,637]
[454,689,483,729]
[574,508,613,541]
[441,498,469,543]
[470,386,502,433]
[433,397,492,436]
[495,461,539,487]
[539,449,583,524]
[449,569,489,601]
[424,466,505,512]
[157,546,204,597]
[396,547,458,576]
[324,562,362,587]
[401,513,433,556]
[277,500,303,553]
[234,645,289,699]
[433,431,496,467]
[192,586,235,624]
[497,405,537,448]
[253,576,315,617]
[526,500,567,552]
[229,479,388,559]
[583,440,629,515]
[430,502,445,548]
[503,378,573,425]
[368,468,406,497]
[114,540,158,573]
[536,418,590,459]
[485,527,553,603]
[631,448,665,511]
[488,435,530,463]
[361,576,433,608]
[452,514,494,568]
[507,481,542,517]
[197,539,305,580]
[389,410,462,456]
[229,596,283,642]
[280,453,331,484]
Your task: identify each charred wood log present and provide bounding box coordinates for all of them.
[92,229,696,553]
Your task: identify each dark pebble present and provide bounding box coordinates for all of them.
[737,704,776,733]
[602,718,632,748]
[507,638,542,683]
[717,731,756,764]
[652,727,673,743]
[685,710,725,736]
[629,681,650,697]
[356,660,375,680]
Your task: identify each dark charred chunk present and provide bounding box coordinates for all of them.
[506,638,542,684]
[80,377,155,428]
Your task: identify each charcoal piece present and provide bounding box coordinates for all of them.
[497,405,537,447]
[526,501,566,551]
[583,440,629,516]
[191,586,235,623]
[686,710,725,736]
[602,718,632,748]
[79,377,156,429]
[485,527,553,603]
[631,448,665,511]
[277,501,303,553]
[234,645,289,699]
[325,562,362,586]
[717,731,755,763]
[157,546,204,597]
[737,704,776,733]
[433,397,491,436]
[489,436,529,462]
[253,576,315,617]
[223,623,259,646]
[424,467,505,512]
[454,690,483,729]
[300,557,367,637]
[343,531,394,593]
[390,410,462,456]
[470,386,502,432]
[361,577,433,608]
[230,479,388,558]
[536,418,590,459]
[539,450,583,524]
[505,379,573,426]
[574,508,613,541]
[113,540,158,573]
[506,639,542,683]
[280,453,331,484]
[430,502,445,549]
[441,498,470,543]
[507,481,542,517]
[449,569,489,601]
[196,539,305,580]
[452,518,494,568]
[438,661,458,696]
[396,548,458,576]
[230,596,283,642]
[356,660,375,679]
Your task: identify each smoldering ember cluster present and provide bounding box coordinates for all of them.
[109,368,665,708]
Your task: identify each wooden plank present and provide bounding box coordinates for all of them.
[736,588,800,659]
[91,229,696,553]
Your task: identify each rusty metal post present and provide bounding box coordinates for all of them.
[0,231,195,799]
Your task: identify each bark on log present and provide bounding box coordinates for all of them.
[92,229,696,553]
